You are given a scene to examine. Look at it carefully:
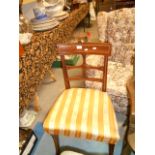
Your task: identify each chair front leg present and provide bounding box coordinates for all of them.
[52,135,60,155]
[109,144,115,155]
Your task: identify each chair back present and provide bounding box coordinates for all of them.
[57,43,111,92]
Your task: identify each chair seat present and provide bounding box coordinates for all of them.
[60,151,84,155]
[43,88,120,144]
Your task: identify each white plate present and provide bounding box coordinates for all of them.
[32,21,59,28]
[43,0,60,7]
[32,22,59,31]
[30,16,55,25]
[45,0,58,4]
[55,13,69,21]
[53,11,68,17]
[31,18,58,28]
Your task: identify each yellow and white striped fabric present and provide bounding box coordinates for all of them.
[43,88,120,144]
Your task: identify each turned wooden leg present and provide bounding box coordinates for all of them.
[52,135,60,155]
[49,69,56,82]
[109,144,115,155]
[121,143,131,155]
[34,92,40,112]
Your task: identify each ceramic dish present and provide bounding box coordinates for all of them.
[32,20,59,28]
[32,21,59,31]
[46,5,64,16]
[45,0,58,3]
[53,11,68,17]
[43,0,60,7]
[30,15,55,24]
[55,13,69,21]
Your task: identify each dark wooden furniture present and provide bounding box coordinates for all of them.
[19,4,89,114]
[126,76,135,134]
[127,76,135,116]
[121,76,135,155]
[43,43,120,155]
[114,0,135,9]
[127,133,135,153]
[97,0,135,12]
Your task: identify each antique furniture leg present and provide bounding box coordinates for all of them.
[34,92,40,112]
[121,136,135,155]
[52,135,60,155]
[121,144,130,155]
[49,69,56,82]
[121,77,135,155]
[109,144,115,155]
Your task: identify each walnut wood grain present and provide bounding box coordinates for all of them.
[126,76,135,115]
[66,64,104,70]
[34,92,40,112]
[57,42,111,92]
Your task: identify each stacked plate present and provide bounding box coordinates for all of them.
[52,11,69,21]
[43,0,61,7]
[30,16,59,31]
[44,0,65,17]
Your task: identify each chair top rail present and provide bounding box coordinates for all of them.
[57,43,111,56]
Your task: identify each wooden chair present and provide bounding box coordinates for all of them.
[43,43,120,155]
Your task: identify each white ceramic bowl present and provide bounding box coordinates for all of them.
[46,4,64,16]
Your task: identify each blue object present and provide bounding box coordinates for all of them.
[36,14,48,20]
[33,7,47,20]
[33,122,44,140]
[31,122,125,155]
[31,122,56,155]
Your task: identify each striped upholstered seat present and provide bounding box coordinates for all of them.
[43,43,120,155]
[43,88,119,144]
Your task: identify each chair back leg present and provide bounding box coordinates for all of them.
[109,144,115,155]
[52,135,60,155]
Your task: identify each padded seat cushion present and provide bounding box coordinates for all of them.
[43,88,120,144]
